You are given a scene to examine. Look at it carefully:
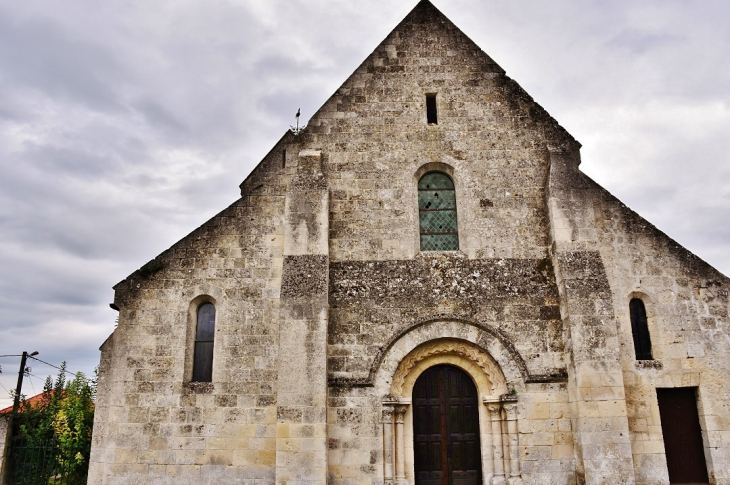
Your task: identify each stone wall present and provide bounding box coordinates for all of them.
[545,143,730,484]
[592,181,730,484]
[328,256,564,382]
[0,414,10,482]
[296,0,576,265]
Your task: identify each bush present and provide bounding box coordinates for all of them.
[12,363,96,483]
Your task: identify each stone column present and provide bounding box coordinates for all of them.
[481,403,495,484]
[487,402,505,485]
[502,401,520,483]
[382,406,395,484]
[277,149,329,485]
[500,409,511,478]
[394,404,408,485]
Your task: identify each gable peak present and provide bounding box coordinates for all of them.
[405,0,449,24]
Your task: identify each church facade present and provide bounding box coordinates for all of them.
[88,2,730,484]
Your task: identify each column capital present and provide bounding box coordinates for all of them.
[502,403,518,421]
[393,404,408,424]
[485,401,502,420]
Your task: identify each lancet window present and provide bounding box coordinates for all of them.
[630,298,652,360]
[192,302,216,382]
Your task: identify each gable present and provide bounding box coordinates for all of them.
[303,0,577,149]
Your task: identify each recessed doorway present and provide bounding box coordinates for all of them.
[413,365,482,485]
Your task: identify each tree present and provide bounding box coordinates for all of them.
[52,371,95,479]
[11,363,96,484]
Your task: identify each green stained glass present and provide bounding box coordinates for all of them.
[418,172,454,190]
[418,172,458,251]
[419,210,458,233]
[418,190,456,210]
[421,234,459,251]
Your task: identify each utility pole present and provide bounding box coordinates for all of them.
[2,351,36,484]
[11,351,37,416]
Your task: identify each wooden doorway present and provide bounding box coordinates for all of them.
[413,365,482,485]
[656,387,709,484]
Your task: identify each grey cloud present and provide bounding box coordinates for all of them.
[0,8,126,112]
[1,0,729,409]
[132,99,191,136]
[606,30,682,54]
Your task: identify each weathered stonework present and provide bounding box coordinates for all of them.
[0,414,10,481]
[329,256,564,383]
[88,2,730,484]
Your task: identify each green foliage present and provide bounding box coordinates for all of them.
[14,363,96,483]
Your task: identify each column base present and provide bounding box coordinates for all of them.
[490,474,506,485]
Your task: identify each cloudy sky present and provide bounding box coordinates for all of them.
[1,0,728,409]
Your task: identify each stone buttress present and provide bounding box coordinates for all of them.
[547,146,636,484]
[277,149,329,485]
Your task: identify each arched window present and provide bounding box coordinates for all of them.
[193,302,216,382]
[418,172,458,251]
[629,298,652,360]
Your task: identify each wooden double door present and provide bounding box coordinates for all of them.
[413,365,482,485]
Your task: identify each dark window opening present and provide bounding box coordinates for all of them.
[630,298,652,360]
[426,94,438,124]
[193,302,215,382]
[419,171,458,251]
[282,149,287,169]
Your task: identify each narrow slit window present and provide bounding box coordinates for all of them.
[426,94,438,124]
[629,298,652,360]
[192,302,216,382]
[282,149,287,169]
[418,172,458,251]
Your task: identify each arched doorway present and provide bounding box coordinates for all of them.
[413,365,482,485]
[379,338,521,485]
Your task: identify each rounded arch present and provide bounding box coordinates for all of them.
[413,161,455,182]
[390,338,508,399]
[373,318,528,395]
[182,283,224,308]
[628,290,656,318]
[189,293,217,309]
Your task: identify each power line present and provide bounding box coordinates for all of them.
[28,356,76,376]
[28,373,49,382]
[1,355,78,375]
[27,374,37,394]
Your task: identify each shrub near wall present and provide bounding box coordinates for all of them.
[7,363,95,484]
